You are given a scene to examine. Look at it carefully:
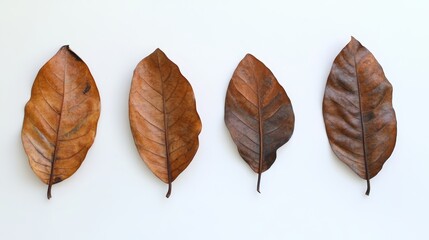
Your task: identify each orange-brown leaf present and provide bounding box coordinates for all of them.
[21,46,101,199]
[129,48,202,198]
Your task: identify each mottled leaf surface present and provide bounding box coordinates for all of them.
[323,37,397,195]
[225,54,294,192]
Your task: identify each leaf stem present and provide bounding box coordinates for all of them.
[47,185,52,199]
[166,183,172,198]
[365,178,371,195]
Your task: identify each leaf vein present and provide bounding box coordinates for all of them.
[37,81,60,115]
[134,109,165,132]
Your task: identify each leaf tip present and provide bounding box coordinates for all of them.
[244,53,257,61]
[154,48,165,56]
[152,48,168,62]
[59,45,82,61]
[60,45,70,50]
[349,36,363,47]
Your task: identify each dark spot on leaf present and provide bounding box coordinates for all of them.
[54,177,63,184]
[83,83,91,94]
[363,111,375,122]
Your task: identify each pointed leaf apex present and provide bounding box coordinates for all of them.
[154,48,164,55]
[244,53,258,61]
[349,36,362,47]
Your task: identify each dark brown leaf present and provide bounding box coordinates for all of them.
[322,37,397,195]
[129,48,202,198]
[21,46,101,199]
[225,54,295,192]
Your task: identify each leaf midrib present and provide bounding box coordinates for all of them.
[353,49,371,195]
[156,51,172,198]
[47,48,67,199]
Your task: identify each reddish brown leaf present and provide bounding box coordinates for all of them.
[21,46,101,199]
[129,48,202,198]
[225,54,295,192]
[323,37,397,195]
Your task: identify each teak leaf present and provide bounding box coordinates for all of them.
[323,37,397,195]
[129,48,202,198]
[21,46,101,199]
[225,54,295,193]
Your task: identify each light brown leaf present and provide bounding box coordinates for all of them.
[129,48,202,198]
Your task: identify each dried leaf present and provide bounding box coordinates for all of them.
[225,54,295,192]
[21,46,101,199]
[322,37,397,195]
[129,49,202,198]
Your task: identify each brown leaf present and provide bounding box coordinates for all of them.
[224,54,295,193]
[129,48,202,198]
[322,37,397,195]
[21,46,101,199]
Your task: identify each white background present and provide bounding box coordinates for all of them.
[1,0,428,239]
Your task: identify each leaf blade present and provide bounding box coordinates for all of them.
[225,54,295,192]
[129,49,202,197]
[323,37,397,195]
[22,46,101,199]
